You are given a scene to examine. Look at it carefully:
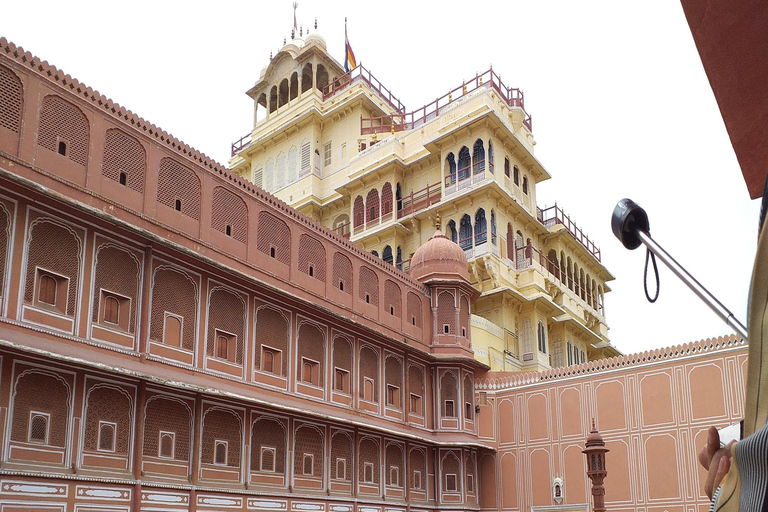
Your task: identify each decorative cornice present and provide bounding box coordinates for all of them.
[476,334,745,390]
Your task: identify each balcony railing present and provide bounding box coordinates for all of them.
[334,221,351,239]
[322,65,405,114]
[397,183,441,219]
[231,132,252,157]
[444,164,488,196]
[515,243,603,315]
[360,67,533,135]
[459,231,498,260]
[396,258,411,273]
[537,205,601,262]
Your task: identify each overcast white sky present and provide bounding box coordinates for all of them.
[2,1,760,356]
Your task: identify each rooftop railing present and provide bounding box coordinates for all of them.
[361,67,533,135]
[537,205,601,262]
[322,64,406,114]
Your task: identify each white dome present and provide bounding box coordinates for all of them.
[305,32,326,49]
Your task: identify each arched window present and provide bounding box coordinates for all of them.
[447,220,458,243]
[301,63,313,94]
[474,209,487,245]
[396,183,403,212]
[459,215,472,250]
[445,153,457,184]
[396,247,403,269]
[381,183,393,217]
[217,335,228,360]
[513,166,520,186]
[371,250,379,258]
[279,79,289,107]
[290,72,299,101]
[567,341,573,365]
[316,65,329,92]
[490,210,497,246]
[458,147,470,181]
[523,176,529,194]
[537,321,547,353]
[353,195,364,228]
[504,157,510,177]
[366,188,380,222]
[488,140,494,173]
[383,245,393,265]
[38,274,57,306]
[269,86,278,114]
[104,296,120,324]
[472,139,485,174]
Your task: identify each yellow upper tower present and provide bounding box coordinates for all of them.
[229,20,619,372]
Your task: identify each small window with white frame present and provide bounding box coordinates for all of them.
[99,289,131,331]
[158,431,175,459]
[28,411,50,444]
[334,368,350,394]
[364,462,374,483]
[260,446,276,472]
[97,421,117,452]
[35,268,69,313]
[303,453,314,475]
[214,440,228,465]
[413,469,422,489]
[445,473,458,492]
[323,142,332,167]
[467,473,475,493]
[386,384,401,409]
[336,458,347,480]
[214,329,237,363]
[261,346,282,375]
[390,466,400,487]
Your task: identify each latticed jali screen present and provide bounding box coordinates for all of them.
[83,385,131,454]
[407,292,422,327]
[254,306,289,375]
[384,280,401,317]
[330,432,352,480]
[211,187,248,242]
[156,158,201,220]
[37,96,89,165]
[149,267,197,350]
[409,365,424,398]
[385,356,403,390]
[298,234,326,281]
[11,371,69,446]
[256,212,291,265]
[359,347,379,399]
[441,371,457,416]
[437,291,456,334]
[293,425,323,476]
[409,448,426,489]
[24,220,81,315]
[359,267,378,305]
[297,323,325,372]
[206,288,246,363]
[91,245,140,330]
[0,204,8,296]
[250,416,286,473]
[102,129,146,192]
[359,438,380,483]
[386,443,404,486]
[201,408,241,466]
[332,253,352,294]
[142,396,191,460]
[0,65,22,132]
[333,337,352,375]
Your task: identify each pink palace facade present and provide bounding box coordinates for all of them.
[0,37,747,512]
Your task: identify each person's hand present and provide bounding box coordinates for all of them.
[698,426,734,500]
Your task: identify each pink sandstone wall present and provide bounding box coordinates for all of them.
[475,335,747,512]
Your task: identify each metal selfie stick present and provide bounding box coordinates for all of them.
[611,198,748,341]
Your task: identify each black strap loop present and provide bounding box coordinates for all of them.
[644,248,660,303]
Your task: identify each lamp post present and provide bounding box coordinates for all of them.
[583,420,609,512]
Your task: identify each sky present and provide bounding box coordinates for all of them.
[2,1,760,356]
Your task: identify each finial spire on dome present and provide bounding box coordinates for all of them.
[435,214,441,232]
[314,17,317,29]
